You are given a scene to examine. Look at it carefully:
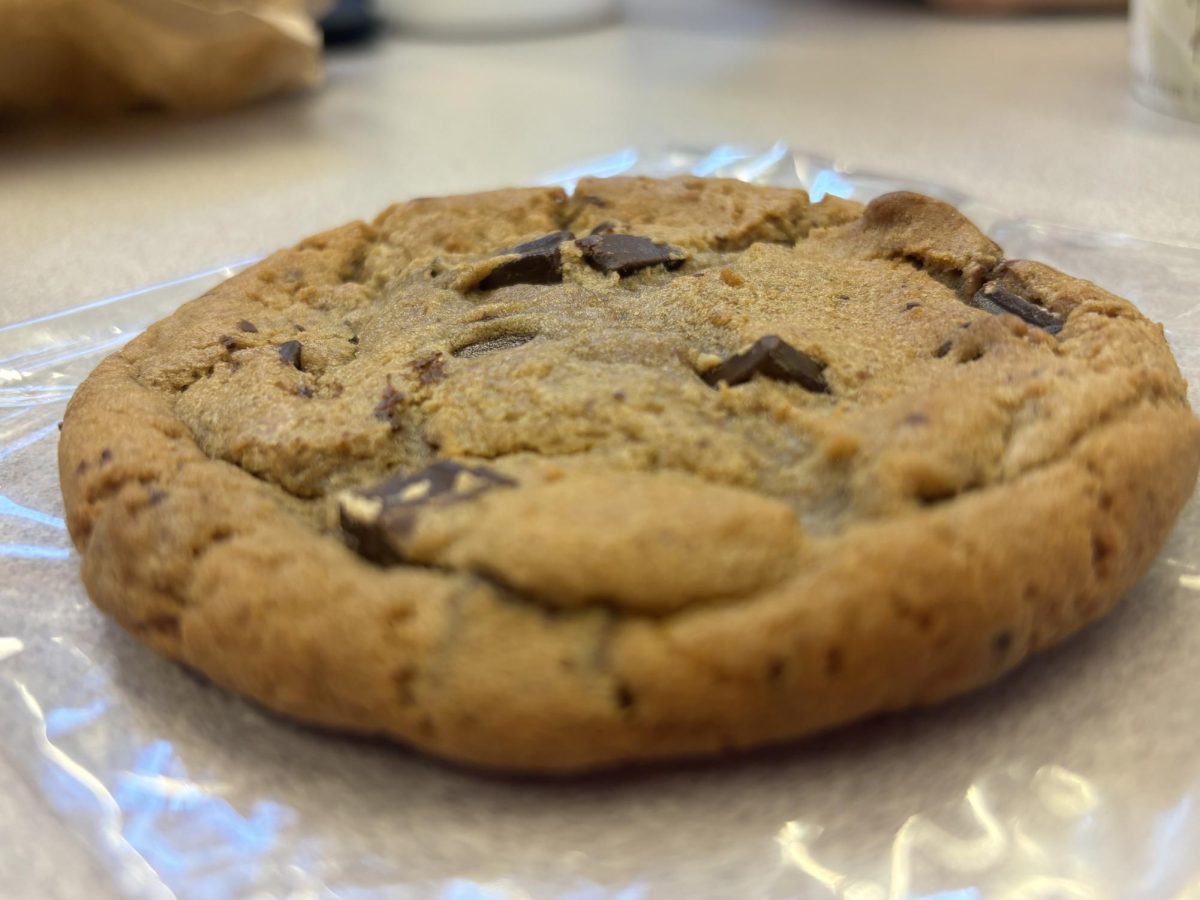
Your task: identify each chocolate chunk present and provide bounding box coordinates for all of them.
[339,461,516,565]
[218,335,240,352]
[297,384,314,398]
[576,233,687,277]
[478,231,573,291]
[971,283,1062,335]
[701,335,830,393]
[513,231,574,254]
[453,333,537,358]
[237,319,258,333]
[411,352,447,385]
[278,340,303,369]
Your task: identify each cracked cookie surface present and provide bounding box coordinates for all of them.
[59,176,1200,772]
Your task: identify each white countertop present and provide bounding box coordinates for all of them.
[1,0,1197,330]
[2,2,1199,896]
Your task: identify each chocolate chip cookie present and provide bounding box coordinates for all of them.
[58,177,1200,772]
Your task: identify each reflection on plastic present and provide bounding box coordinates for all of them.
[14,659,294,898]
[3,146,1200,898]
[535,148,639,193]
[781,764,1200,898]
[0,494,69,559]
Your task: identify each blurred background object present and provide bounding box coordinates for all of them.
[929,0,1124,13]
[0,0,331,116]
[320,0,379,44]
[375,0,620,36]
[1130,0,1200,121]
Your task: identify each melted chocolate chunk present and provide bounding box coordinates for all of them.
[971,283,1063,334]
[218,335,240,352]
[278,340,303,369]
[702,335,830,393]
[478,231,573,290]
[452,333,537,358]
[576,233,686,277]
[237,319,258,333]
[340,461,516,565]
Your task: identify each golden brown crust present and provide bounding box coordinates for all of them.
[59,178,1200,772]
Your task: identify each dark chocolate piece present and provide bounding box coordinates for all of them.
[513,231,574,254]
[218,335,240,352]
[478,231,573,291]
[971,283,1062,335]
[340,461,516,565]
[237,319,258,333]
[576,233,686,277]
[278,340,303,369]
[452,333,537,358]
[701,335,830,393]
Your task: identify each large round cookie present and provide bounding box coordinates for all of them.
[59,177,1200,772]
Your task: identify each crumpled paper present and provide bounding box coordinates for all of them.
[0,0,331,115]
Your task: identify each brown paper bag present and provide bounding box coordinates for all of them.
[0,0,331,115]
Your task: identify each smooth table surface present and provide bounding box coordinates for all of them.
[2,1,1199,897]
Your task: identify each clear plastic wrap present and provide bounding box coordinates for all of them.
[3,146,1200,899]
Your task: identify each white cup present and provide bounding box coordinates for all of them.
[1130,0,1200,122]
[377,0,621,36]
